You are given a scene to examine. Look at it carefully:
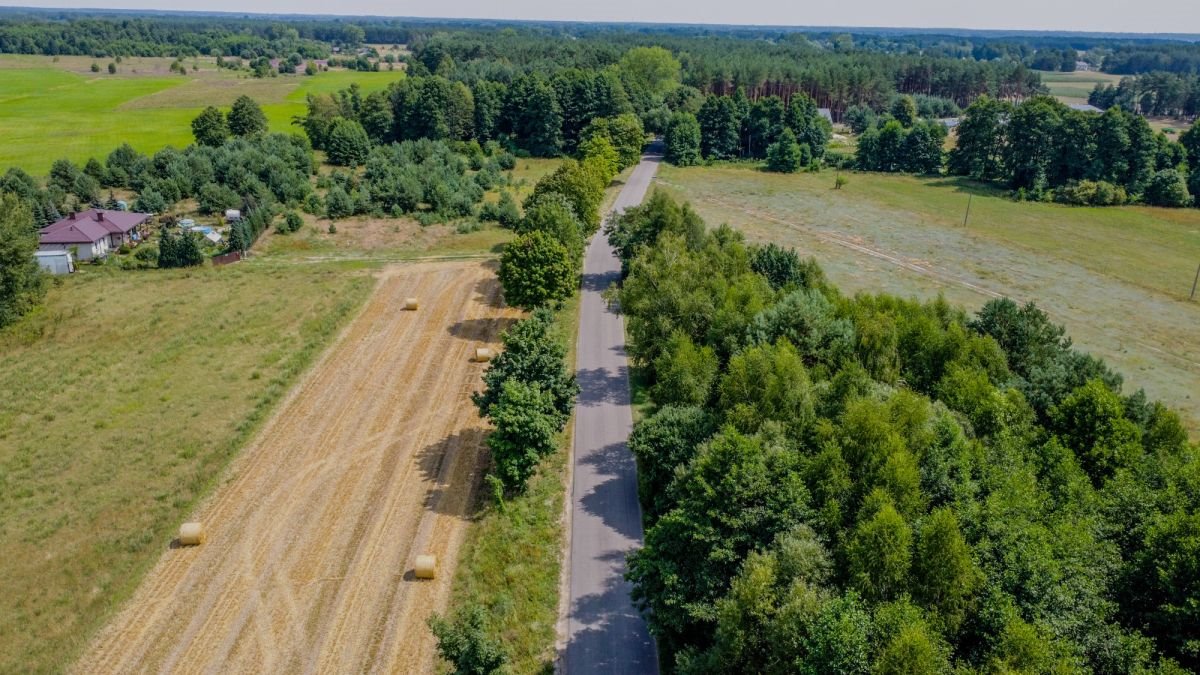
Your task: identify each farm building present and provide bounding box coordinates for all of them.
[33,250,74,275]
[38,209,151,261]
[1069,103,1103,113]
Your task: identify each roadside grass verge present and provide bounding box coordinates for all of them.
[0,262,372,673]
[445,292,580,675]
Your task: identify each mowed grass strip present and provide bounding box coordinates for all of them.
[0,56,406,174]
[0,262,372,674]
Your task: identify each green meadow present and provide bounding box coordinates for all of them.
[0,56,405,175]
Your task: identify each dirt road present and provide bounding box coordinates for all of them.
[76,261,517,674]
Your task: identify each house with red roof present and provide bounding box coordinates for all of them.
[38,209,152,261]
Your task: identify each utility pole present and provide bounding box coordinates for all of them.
[1190,262,1200,301]
[962,194,973,228]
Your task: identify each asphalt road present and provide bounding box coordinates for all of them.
[564,150,662,674]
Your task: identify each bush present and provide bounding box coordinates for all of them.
[1144,169,1192,207]
[324,186,354,219]
[429,606,508,674]
[824,150,855,170]
[1053,180,1128,206]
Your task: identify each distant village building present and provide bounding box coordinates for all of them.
[1069,103,1104,113]
[37,209,151,261]
[1075,61,1094,72]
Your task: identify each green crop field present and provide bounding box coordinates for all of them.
[1036,69,1123,104]
[0,56,405,175]
[656,164,1200,430]
[0,262,373,673]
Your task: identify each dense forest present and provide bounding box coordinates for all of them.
[2,9,1200,99]
[605,191,1199,674]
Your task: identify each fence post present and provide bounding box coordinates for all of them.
[1190,262,1200,301]
[962,195,973,228]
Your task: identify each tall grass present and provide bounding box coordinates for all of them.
[0,262,371,673]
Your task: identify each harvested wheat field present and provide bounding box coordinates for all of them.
[75,260,518,675]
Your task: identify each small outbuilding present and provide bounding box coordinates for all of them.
[224,209,242,222]
[33,250,74,275]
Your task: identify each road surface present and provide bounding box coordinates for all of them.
[565,150,662,673]
[76,262,519,675]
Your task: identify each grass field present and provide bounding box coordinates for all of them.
[1037,69,1123,104]
[656,164,1200,430]
[0,263,372,673]
[0,55,405,174]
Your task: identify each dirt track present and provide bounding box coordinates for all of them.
[76,261,517,674]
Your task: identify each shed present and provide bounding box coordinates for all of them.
[34,250,75,275]
[225,209,242,222]
[205,231,223,245]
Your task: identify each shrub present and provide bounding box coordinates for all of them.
[1143,169,1192,207]
[429,606,508,675]
[1053,180,1127,206]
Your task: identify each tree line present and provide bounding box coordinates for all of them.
[1089,71,1200,119]
[603,190,1199,674]
[951,96,1199,207]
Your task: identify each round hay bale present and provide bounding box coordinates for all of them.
[414,555,437,579]
[179,522,206,546]
[473,347,494,363]
[403,298,419,311]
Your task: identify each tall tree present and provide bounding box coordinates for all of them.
[0,194,45,329]
[664,111,702,167]
[949,96,1010,180]
[227,95,268,136]
[190,106,229,147]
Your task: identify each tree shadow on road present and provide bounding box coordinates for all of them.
[565,550,658,674]
[579,441,643,541]
[576,366,631,408]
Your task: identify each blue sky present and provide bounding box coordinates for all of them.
[13,0,1200,34]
